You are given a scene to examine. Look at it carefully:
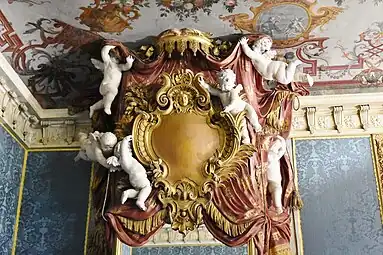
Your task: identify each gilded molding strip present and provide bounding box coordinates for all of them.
[291,139,304,255]
[83,163,95,255]
[11,150,28,255]
[371,135,383,225]
[248,238,256,255]
[114,237,123,255]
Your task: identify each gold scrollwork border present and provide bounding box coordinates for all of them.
[130,69,256,235]
[372,134,383,225]
[252,1,343,48]
[220,0,343,48]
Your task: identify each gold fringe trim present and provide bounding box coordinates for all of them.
[206,203,251,237]
[269,244,292,255]
[291,190,304,210]
[117,210,165,235]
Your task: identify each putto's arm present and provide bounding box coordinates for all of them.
[118,56,135,71]
[223,102,235,113]
[239,37,259,60]
[275,136,287,158]
[94,147,109,169]
[198,77,221,96]
[101,45,115,63]
[234,84,243,93]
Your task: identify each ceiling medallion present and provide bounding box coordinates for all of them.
[220,0,343,47]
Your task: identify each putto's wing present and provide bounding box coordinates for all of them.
[88,132,98,143]
[91,58,104,71]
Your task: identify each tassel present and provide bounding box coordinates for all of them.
[291,189,303,210]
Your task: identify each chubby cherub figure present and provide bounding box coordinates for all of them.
[106,135,151,211]
[74,131,118,169]
[267,135,287,215]
[240,37,313,86]
[198,69,262,144]
[89,45,135,118]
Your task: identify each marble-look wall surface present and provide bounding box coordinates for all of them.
[0,125,25,254]
[295,137,383,255]
[15,151,91,255]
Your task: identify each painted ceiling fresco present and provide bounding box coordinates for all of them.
[1,0,383,109]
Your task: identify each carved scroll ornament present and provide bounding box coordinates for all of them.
[129,69,255,234]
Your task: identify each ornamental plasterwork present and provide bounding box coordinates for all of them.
[0,75,91,148]
[317,116,331,129]
[148,225,218,246]
[344,115,358,129]
[289,93,383,137]
[292,116,306,130]
[371,115,383,128]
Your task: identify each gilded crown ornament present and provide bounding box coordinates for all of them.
[156,28,214,57]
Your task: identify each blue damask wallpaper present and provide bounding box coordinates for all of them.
[15,151,91,255]
[295,137,383,255]
[130,245,247,255]
[0,125,24,254]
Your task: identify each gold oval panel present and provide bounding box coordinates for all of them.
[151,113,220,186]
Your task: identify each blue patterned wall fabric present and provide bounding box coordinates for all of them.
[130,245,247,255]
[295,137,383,255]
[16,151,91,255]
[0,125,24,254]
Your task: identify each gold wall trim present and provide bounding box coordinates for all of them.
[0,121,28,150]
[291,139,304,255]
[83,163,95,255]
[371,135,383,224]
[269,244,292,255]
[11,150,28,255]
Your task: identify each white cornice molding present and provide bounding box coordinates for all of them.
[290,92,383,137]
[0,52,87,119]
[0,66,91,148]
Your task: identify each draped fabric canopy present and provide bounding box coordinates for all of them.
[104,36,309,254]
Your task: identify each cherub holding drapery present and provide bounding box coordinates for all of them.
[198,69,262,144]
[89,45,135,118]
[240,36,313,86]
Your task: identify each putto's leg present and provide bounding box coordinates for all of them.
[240,118,251,144]
[74,152,82,162]
[89,99,104,118]
[244,103,262,132]
[276,60,302,85]
[294,72,314,86]
[103,92,118,115]
[121,189,139,204]
[136,185,152,211]
[268,181,283,214]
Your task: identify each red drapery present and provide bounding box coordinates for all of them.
[104,36,309,254]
